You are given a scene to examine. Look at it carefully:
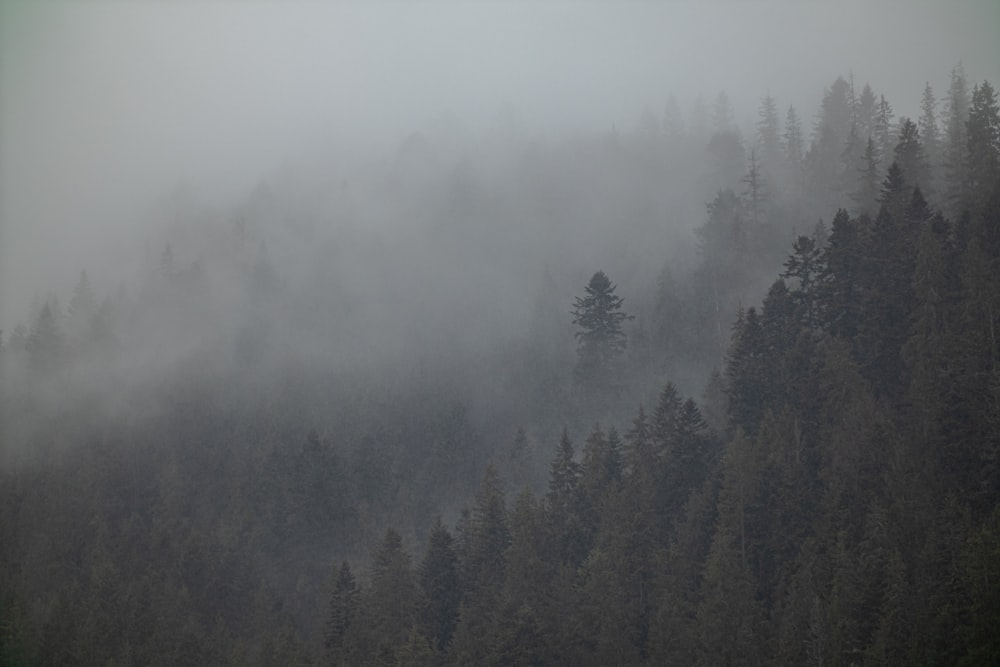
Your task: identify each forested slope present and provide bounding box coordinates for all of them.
[2,69,999,666]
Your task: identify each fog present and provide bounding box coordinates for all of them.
[5,3,1000,662]
[3,1,999,333]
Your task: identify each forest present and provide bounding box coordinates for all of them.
[2,48,1000,666]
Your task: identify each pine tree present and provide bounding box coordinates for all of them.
[838,119,864,202]
[783,105,805,196]
[942,63,971,215]
[725,308,770,436]
[366,528,417,655]
[571,271,633,386]
[874,95,895,168]
[856,83,878,144]
[893,118,930,194]
[580,424,621,525]
[964,80,1000,212]
[853,136,882,215]
[756,91,782,174]
[782,235,823,329]
[546,429,586,566]
[918,82,941,193]
[695,430,767,665]
[325,561,357,660]
[417,520,460,652]
[742,149,766,226]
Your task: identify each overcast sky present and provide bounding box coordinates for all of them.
[2,0,999,331]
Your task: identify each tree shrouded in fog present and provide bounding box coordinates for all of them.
[572,271,633,385]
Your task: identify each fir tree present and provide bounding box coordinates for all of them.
[893,118,929,194]
[874,94,895,167]
[571,271,633,386]
[418,520,460,652]
[918,82,941,192]
[965,80,1000,211]
[942,63,971,215]
[756,91,782,174]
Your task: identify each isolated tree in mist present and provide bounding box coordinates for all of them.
[572,271,633,385]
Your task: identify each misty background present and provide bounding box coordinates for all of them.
[2,0,999,332]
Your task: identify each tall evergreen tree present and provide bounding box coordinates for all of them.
[742,149,766,226]
[874,94,895,168]
[918,82,941,193]
[893,117,930,194]
[756,91,782,175]
[571,271,633,386]
[942,63,971,215]
[782,235,823,329]
[783,105,805,194]
[856,83,878,144]
[546,429,587,566]
[964,80,1000,212]
[325,561,357,661]
[418,520,460,652]
[853,136,882,215]
[367,529,418,655]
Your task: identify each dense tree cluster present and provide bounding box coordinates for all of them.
[2,67,999,665]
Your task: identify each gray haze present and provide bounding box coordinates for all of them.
[2,0,999,330]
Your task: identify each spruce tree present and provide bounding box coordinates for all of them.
[874,94,895,167]
[853,136,882,215]
[918,82,941,192]
[965,80,1000,212]
[325,561,357,660]
[893,118,929,194]
[942,63,971,215]
[571,271,633,386]
[418,520,460,652]
[756,91,782,174]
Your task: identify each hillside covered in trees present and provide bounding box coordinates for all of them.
[2,36,1000,667]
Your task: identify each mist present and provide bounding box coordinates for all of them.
[3,1,999,331]
[2,2,1000,664]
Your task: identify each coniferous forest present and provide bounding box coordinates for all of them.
[2,11,1000,666]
